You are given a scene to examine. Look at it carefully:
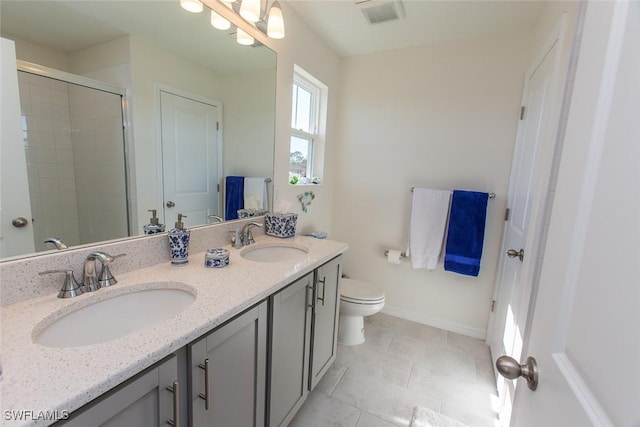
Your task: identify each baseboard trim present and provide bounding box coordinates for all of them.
[381,305,487,340]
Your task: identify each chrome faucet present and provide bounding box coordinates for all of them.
[83,251,126,292]
[44,237,67,250]
[241,222,262,246]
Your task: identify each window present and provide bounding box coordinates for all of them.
[289,66,326,185]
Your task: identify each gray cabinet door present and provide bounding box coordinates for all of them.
[310,255,342,390]
[190,301,267,427]
[61,354,179,427]
[269,272,313,427]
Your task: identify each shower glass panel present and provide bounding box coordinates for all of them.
[17,71,129,252]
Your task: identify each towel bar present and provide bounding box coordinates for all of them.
[410,188,495,199]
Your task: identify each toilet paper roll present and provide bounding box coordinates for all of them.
[387,250,402,265]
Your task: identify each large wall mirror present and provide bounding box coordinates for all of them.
[0,0,276,260]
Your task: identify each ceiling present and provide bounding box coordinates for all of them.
[0,0,275,74]
[283,0,545,57]
[0,0,545,68]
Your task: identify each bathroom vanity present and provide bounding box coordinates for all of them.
[0,234,346,427]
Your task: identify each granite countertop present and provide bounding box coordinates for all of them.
[0,235,348,426]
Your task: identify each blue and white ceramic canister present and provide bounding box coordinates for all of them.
[168,228,190,265]
[265,213,298,238]
[204,248,230,268]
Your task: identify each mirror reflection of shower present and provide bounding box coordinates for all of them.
[18,69,129,252]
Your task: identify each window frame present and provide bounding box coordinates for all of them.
[290,68,323,183]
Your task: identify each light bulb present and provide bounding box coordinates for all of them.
[210,10,231,30]
[267,1,285,39]
[180,0,203,13]
[239,0,261,22]
[237,27,255,45]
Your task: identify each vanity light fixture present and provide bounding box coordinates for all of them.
[239,0,261,22]
[236,27,255,45]
[180,0,286,44]
[266,1,285,39]
[180,0,204,13]
[211,9,231,30]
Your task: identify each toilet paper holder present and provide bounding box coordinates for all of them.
[384,250,407,259]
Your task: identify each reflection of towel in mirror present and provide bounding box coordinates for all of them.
[407,188,451,270]
[444,190,489,277]
[225,176,244,220]
[244,177,267,210]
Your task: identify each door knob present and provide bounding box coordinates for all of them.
[506,248,524,261]
[11,217,29,228]
[496,355,538,391]
[166,201,175,208]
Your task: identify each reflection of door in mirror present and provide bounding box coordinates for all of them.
[6,65,129,254]
[159,89,221,228]
[1,38,35,258]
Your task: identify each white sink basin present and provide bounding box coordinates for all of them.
[241,242,309,263]
[34,284,196,348]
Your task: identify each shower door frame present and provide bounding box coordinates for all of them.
[15,60,134,243]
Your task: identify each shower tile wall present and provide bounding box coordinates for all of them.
[18,72,128,251]
[67,85,128,244]
[18,72,80,251]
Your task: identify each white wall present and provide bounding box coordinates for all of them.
[222,67,276,181]
[331,32,532,337]
[12,38,68,71]
[266,3,342,235]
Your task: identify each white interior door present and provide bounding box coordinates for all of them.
[0,38,35,257]
[160,90,221,227]
[508,2,639,425]
[487,22,565,424]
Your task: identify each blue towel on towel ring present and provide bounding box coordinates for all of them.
[225,176,244,220]
[444,190,489,277]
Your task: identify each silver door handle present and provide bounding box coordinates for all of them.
[12,217,29,228]
[166,381,180,427]
[506,248,524,262]
[496,355,538,390]
[166,201,175,208]
[317,277,326,306]
[198,358,210,410]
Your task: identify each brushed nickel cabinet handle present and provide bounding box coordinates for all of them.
[317,277,326,306]
[166,381,180,427]
[198,358,210,410]
[306,283,314,309]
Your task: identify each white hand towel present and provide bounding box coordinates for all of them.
[244,177,267,210]
[407,188,451,270]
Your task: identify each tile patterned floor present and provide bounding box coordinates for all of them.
[289,313,500,427]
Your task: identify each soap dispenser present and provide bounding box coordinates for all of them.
[143,209,165,235]
[168,213,190,265]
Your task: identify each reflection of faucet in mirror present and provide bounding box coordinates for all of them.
[44,237,67,250]
[208,215,224,224]
[0,0,276,261]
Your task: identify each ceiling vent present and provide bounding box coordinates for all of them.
[356,0,405,25]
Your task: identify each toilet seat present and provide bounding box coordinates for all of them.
[340,278,385,305]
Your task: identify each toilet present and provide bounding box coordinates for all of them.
[338,278,385,345]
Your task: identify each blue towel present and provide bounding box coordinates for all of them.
[225,176,244,220]
[444,190,489,277]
